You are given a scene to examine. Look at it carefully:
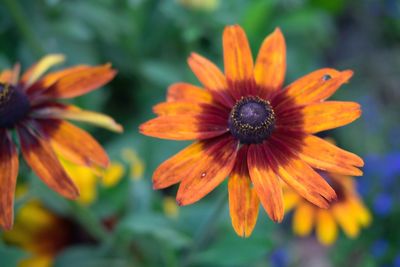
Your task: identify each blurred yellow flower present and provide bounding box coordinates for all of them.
[177,0,219,11]
[3,200,69,267]
[121,148,145,181]
[285,173,372,246]
[62,160,126,205]
[163,196,179,219]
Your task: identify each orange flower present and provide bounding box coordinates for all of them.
[0,54,122,230]
[140,25,363,237]
[285,173,371,245]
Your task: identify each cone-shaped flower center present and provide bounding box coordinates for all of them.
[0,83,30,128]
[228,96,276,144]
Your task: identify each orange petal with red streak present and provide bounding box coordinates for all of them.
[223,25,254,82]
[140,115,227,140]
[17,126,79,199]
[0,130,18,230]
[27,65,89,96]
[266,141,336,208]
[188,53,234,107]
[152,141,208,189]
[39,119,109,168]
[277,69,352,107]
[153,102,205,116]
[167,83,212,103]
[248,144,284,222]
[299,135,364,176]
[176,136,238,205]
[228,146,259,237]
[254,28,286,92]
[41,64,116,99]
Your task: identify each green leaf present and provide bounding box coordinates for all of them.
[0,246,28,267]
[192,233,272,267]
[116,213,191,249]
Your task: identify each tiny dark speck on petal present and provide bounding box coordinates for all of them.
[322,74,332,81]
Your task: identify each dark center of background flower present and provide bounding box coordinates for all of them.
[0,83,30,128]
[228,96,276,144]
[320,172,347,203]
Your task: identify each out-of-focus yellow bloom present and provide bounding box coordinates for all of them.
[177,0,219,11]
[3,200,69,267]
[121,149,145,181]
[163,196,179,219]
[62,160,126,205]
[285,173,372,246]
[102,162,125,187]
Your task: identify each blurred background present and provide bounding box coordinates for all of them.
[0,0,399,266]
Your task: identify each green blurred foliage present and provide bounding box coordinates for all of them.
[0,0,399,266]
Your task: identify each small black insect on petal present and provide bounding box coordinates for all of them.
[228,96,276,144]
[0,83,30,128]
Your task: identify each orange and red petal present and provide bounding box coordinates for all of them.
[228,146,259,237]
[17,126,79,200]
[301,101,361,133]
[273,69,352,108]
[176,135,239,206]
[39,64,116,99]
[152,142,208,189]
[167,83,212,103]
[254,28,286,95]
[0,130,19,230]
[248,144,284,222]
[223,25,254,84]
[26,65,89,98]
[299,135,364,176]
[188,53,235,107]
[152,102,228,118]
[266,139,337,208]
[140,115,228,140]
[38,119,109,168]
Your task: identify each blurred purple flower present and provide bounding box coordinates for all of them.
[371,239,389,258]
[358,95,382,133]
[393,254,400,267]
[270,248,288,267]
[394,255,400,267]
[373,193,393,216]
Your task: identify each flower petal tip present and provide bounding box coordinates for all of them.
[176,198,184,206]
[0,220,14,231]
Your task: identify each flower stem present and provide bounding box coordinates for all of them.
[68,201,110,243]
[181,191,228,267]
[2,0,44,57]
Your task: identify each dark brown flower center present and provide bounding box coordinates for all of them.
[0,83,30,128]
[228,96,276,144]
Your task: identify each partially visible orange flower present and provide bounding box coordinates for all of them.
[0,54,122,230]
[140,25,363,237]
[285,172,371,245]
